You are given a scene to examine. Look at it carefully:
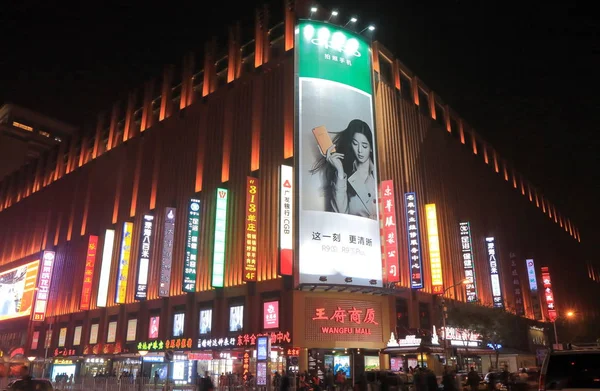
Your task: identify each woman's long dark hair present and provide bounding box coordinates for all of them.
[310,119,374,210]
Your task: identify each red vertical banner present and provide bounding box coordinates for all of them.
[243,177,259,281]
[541,266,557,321]
[379,180,399,284]
[80,235,99,310]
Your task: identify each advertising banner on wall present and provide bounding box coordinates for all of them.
[159,207,176,297]
[541,266,557,321]
[279,165,293,276]
[0,261,38,321]
[115,222,133,304]
[80,235,98,310]
[404,193,423,289]
[33,251,55,321]
[244,177,259,282]
[509,252,525,316]
[485,237,504,308]
[212,188,229,288]
[526,259,542,320]
[183,199,201,293]
[425,204,443,294]
[97,229,115,308]
[296,20,382,287]
[459,222,477,302]
[379,180,399,284]
[135,215,154,300]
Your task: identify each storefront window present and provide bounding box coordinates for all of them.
[364,356,380,371]
[396,298,409,329]
[419,303,431,330]
[199,309,212,335]
[229,305,244,332]
[173,313,185,337]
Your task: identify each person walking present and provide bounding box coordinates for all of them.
[467,367,480,391]
[442,368,457,391]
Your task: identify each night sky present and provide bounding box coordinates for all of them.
[1,1,597,258]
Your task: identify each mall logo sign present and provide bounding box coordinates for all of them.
[303,24,362,58]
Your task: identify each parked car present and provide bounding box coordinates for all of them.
[539,343,600,390]
[3,378,54,391]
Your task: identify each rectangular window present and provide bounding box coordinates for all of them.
[58,327,67,347]
[126,319,137,342]
[229,304,244,332]
[400,74,412,100]
[418,302,431,330]
[199,308,212,335]
[173,313,185,337]
[73,326,82,346]
[435,103,445,127]
[418,89,430,116]
[106,321,117,343]
[89,324,99,344]
[149,316,160,339]
[263,300,280,330]
[396,298,409,329]
[378,54,393,85]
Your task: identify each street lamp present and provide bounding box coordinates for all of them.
[27,356,35,376]
[359,25,376,34]
[441,279,469,365]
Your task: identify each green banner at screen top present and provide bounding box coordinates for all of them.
[296,20,373,95]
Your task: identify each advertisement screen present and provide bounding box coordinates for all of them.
[151,363,168,381]
[390,357,403,372]
[199,309,212,335]
[364,356,380,371]
[229,305,243,332]
[0,261,38,321]
[73,326,82,346]
[297,20,382,287]
[149,316,160,339]
[126,319,137,342]
[173,313,185,337]
[263,301,279,330]
[334,355,351,377]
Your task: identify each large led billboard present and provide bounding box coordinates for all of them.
[485,237,504,308]
[97,229,115,307]
[212,189,229,288]
[296,20,382,287]
[183,199,200,292]
[0,261,39,321]
[425,204,443,294]
[135,214,154,300]
[459,222,477,302]
[33,250,56,321]
[115,222,133,304]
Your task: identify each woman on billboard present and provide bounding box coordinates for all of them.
[311,119,377,220]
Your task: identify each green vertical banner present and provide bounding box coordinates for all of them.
[183,199,200,292]
[212,188,229,287]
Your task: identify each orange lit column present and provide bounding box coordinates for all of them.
[159,65,174,121]
[92,112,105,159]
[227,24,242,83]
[140,80,154,132]
[202,39,217,97]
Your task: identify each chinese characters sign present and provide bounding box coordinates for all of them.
[115,222,133,304]
[97,229,115,308]
[279,165,293,275]
[510,252,524,316]
[541,266,557,321]
[526,259,542,320]
[425,204,443,294]
[459,222,477,302]
[136,338,193,352]
[485,237,504,308]
[80,235,98,310]
[183,199,200,292]
[379,180,399,283]
[197,331,292,350]
[263,301,279,330]
[212,189,229,288]
[33,250,55,321]
[244,177,259,282]
[296,20,382,287]
[135,215,154,300]
[404,193,423,289]
[159,207,176,297]
[243,352,250,381]
[305,298,383,342]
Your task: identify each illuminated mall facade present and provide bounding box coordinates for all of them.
[0,0,597,383]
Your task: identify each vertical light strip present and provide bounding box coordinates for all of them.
[134,215,154,300]
[485,236,504,308]
[80,176,93,236]
[112,168,124,224]
[159,207,176,297]
[212,188,229,287]
[32,251,55,322]
[80,235,99,310]
[130,141,144,217]
[459,222,477,302]
[425,204,443,294]
[279,166,293,275]
[97,229,115,308]
[243,177,259,282]
[183,199,201,293]
[149,136,161,210]
[250,80,263,171]
[405,192,423,289]
[115,222,133,304]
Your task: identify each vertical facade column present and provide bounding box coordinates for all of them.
[284,0,295,51]
[66,134,79,174]
[93,113,105,159]
[180,53,195,109]
[412,77,420,106]
[371,42,381,74]
[393,59,401,90]
[123,91,137,142]
[444,105,451,132]
[159,65,174,121]
[78,134,89,168]
[458,119,465,144]
[227,23,242,83]
[107,102,120,151]
[140,80,154,132]
[54,141,67,181]
[255,8,265,68]
[202,38,217,97]
[428,92,436,120]
[262,4,270,65]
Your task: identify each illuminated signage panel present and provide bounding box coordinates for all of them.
[279,165,293,275]
[107,321,117,343]
[509,252,524,316]
[97,229,115,307]
[296,20,382,287]
[405,193,423,289]
[0,261,38,321]
[126,319,137,342]
[244,177,259,282]
[459,222,477,302]
[183,199,201,292]
[526,258,543,320]
[263,301,279,330]
[425,204,443,294]
[115,222,133,304]
[73,326,82,346]
[33,251,55,321]
[159,207,176,297]
[212,189,229,288]
[135,214,154,300]
[541,266,557,321]
[379,180,399,283]
[80,235,98,310]
[485,237,504,308]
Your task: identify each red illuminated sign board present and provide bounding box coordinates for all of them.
[80,235,98,310]
[379,180,399,284]
[541,266,557,321]
[244,177,259,282]
[33,250,55,322]
[243,352,250,381]
[286,348,300,356]
[263,301,279,330]
[31,331,40,350]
